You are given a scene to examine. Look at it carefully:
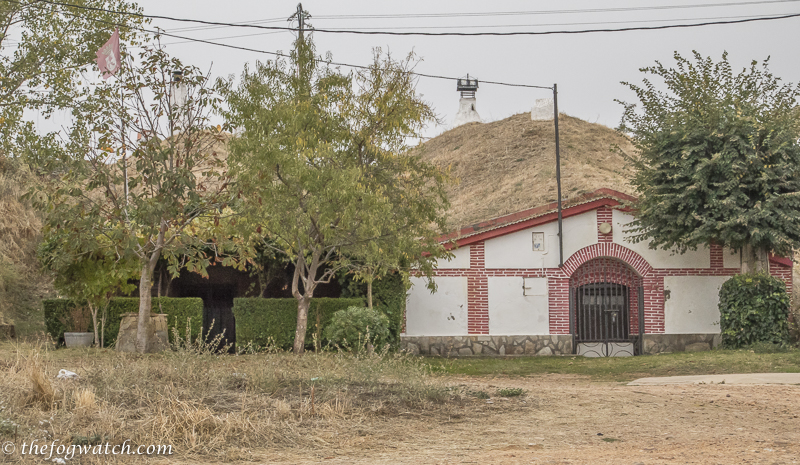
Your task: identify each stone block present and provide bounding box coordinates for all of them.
[116,313,169,353]
[537,346,553,356]
[458,347,473,356]
[405,342,419,355]
[472,343,483,355]
[524,342,537,354]
[685,342,710,352]
[419,337,431,353]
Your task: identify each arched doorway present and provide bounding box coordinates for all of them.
[569,257,644,356]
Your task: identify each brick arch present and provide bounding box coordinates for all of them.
[562,243,653,278]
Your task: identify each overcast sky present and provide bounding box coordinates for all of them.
[43,1,800,137]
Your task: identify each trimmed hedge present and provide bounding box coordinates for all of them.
[719,272,790,348]
[233,297,364,349]
[43,298,204,347]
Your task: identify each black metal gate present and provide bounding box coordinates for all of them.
[575,283,629,343]
[569,257,644,355]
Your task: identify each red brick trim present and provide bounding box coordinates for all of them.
[467,242,489,334]
[597,207,613,244]
[562,243,654,278]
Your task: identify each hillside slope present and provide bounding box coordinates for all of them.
[419,113,636,231]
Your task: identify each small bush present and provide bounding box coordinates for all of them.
[497,387,525,397]
[338,271,407,343]
[324,306,391,351]
[719,272,790,349]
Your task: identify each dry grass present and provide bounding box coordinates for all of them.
[0,341,458,463]
[419,112,636,230]
[0,157,55,335]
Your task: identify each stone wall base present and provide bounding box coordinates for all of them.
[116,313,169,353]
[401,335,573,357]
[401,333,721,356]
[642,333,720,354]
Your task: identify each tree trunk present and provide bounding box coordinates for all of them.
[741,244,770,274]
[89,302,99,347]
[136,259,157,353]
[100,304,106,348]
[367,279,373,310]
[293,295,311,354]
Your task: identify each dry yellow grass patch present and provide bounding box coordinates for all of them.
[419,112,636,230]
[0,341,457,462]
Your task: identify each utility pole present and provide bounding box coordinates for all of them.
[553,83,563,268]
[289,3,311,40]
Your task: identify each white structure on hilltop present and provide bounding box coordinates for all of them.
[531,98,554,121]
[452,75,481,128]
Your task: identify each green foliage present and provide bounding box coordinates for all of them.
[618,52,800,258]
[43,298,203,347]
[497,387,525,397]
[219,34,449,352]
[233,298,364,349]
[340,271,406,342]
[718,273,790,348]
[324,306,392,351]
[34,44,238,352]
[0,0,147,161]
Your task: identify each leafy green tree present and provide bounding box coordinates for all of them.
[36,44,235,352]
[618,52,800,271]
[1,0,146,159]
[219,37,450,354]
[40,240,136,347]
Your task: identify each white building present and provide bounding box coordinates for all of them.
[402,189,793,356]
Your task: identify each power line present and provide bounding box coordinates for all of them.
[311,13,800,31]
[311,0,800,20]
[13,0,800,37]
[98,0,800,35]
[1,0,551,89]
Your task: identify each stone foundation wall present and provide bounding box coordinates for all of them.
[401,333,721,356]
[642,333,720,354]
[401,335,573,356]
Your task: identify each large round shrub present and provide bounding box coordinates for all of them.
[719,272,790,348]
[323,306,391,350]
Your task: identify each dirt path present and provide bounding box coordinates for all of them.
[194,374,800,465]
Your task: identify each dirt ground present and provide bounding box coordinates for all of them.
[171,374,800,465]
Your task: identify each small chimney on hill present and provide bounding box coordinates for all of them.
[453,75,481,128]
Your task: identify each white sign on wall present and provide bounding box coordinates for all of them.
[532,232,545,252]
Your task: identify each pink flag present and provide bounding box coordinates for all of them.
[96,28,121,79]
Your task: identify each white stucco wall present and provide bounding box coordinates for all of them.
[484,210,597,269]
[613,211,710,269]
[664,276,729,334]
[723,247,741,270]
[488,277,549,335]
[405,276,468,336]
[435,245,470,269]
